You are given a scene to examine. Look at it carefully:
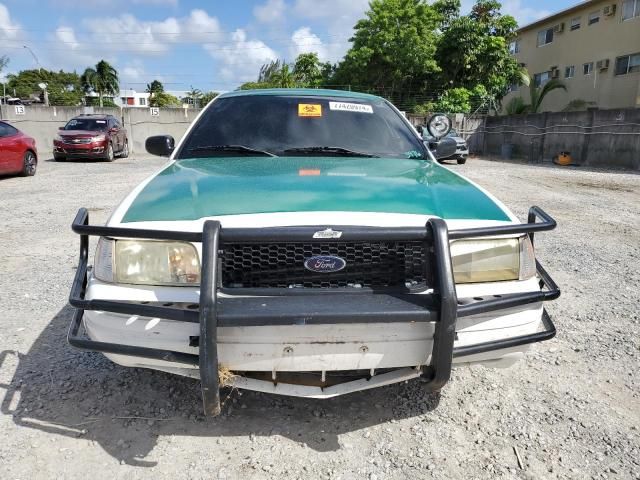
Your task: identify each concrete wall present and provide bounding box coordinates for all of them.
[0,105,202,158]
[475,108,640,170]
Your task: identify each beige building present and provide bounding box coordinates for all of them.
[503,0,640,112]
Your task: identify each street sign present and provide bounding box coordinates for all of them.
[150,107,160,116]
[15,105,25,115]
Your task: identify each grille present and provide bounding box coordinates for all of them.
[220,241,427,289]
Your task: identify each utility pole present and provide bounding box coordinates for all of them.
[23,45,49,106]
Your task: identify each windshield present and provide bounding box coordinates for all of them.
[177,94,426,159]
[64,118,108,131]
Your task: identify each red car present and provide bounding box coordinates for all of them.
[0,121,38,177]
[53,114,129,162]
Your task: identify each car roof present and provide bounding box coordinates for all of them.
[218,88,384,102]
[71,114,116,119]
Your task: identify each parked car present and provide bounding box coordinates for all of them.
[67,89,559,416]
[0,120,38,177]
[420,125,469,164]
[53,114,128,162]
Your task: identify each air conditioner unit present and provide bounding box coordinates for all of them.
[596,59,610,70]
[553,22,565,33]
[603,4,617,16]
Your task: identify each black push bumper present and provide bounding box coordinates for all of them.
[67,206,560,416]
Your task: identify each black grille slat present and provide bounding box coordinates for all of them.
[220,241,427,289]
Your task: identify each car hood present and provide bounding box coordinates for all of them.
[58,130,105,137]
[121,157,509,223]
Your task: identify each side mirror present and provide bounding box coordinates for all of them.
[146,135,175,157]
[416,125,424,135]
[58,126,65,130]
[430,137,458,160]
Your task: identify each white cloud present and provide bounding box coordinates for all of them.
[290,27,328,60]
[292,0,368,61]
[0,2,23,41]
[253,0,286,23]
[205,28,279,82]
[501,0,551,25]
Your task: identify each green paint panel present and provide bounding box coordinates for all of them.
[122,157,510,223]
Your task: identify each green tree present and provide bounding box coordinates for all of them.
[333,0,440,104]
[184,85,203,108]
[152,92,181,107]
[145,79,164,106]
[270,63,295,88]
[200,91,219,106]
[258,59,283,84]
[81,60,119,107]
[293,53,323,87]
[435,0,523,108]
[504,78,567,114]
[6,69,84,106]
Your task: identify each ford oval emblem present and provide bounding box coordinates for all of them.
[304,255,346,273]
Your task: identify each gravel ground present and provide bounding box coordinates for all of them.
[0,155,638,479]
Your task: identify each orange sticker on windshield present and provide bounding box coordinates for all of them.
[298,104,322,117]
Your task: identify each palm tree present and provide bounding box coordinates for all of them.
[528,78,567,113]
[270,64,295,88]
[146,80,164,107]
[81,60,119,107]
[185,86,202,108]
[504,77,567,115]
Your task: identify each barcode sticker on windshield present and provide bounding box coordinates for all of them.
[329,102,373,114]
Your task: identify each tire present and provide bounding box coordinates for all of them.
[105,143,115,162]
[457,157,467,165]
[119,140,129,158]
[21,151,37,176]
[53,154,66,162]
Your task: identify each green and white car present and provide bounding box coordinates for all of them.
[68,89,560,416]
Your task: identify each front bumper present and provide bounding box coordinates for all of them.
[67,207,560,416]
[54,142,107,158]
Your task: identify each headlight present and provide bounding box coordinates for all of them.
[54,134,64,142]
[450,236,536,284]
[91,135,106,143]
[94,237,200,286]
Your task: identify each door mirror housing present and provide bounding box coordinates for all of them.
[145,135,175,157]
[429,137,458,160]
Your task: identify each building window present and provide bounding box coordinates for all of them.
[565,65,575,78]
[534,71,551,87]
[139,98,146,106]
[537,28,554,46]
[570,16,581,30]
[588,11,600,24]
[615,52,640,75]
[509,40,520,54]
[583,62,594,75]
[622,0,640,19]
[121,97,127,103]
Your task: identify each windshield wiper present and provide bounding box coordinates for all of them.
[282,146,379,158]
[187,145,277,157]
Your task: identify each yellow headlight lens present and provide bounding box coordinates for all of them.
[113,240,200,286]
[451,237,528,284]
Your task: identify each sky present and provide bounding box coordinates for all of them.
[0,0,578,93]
